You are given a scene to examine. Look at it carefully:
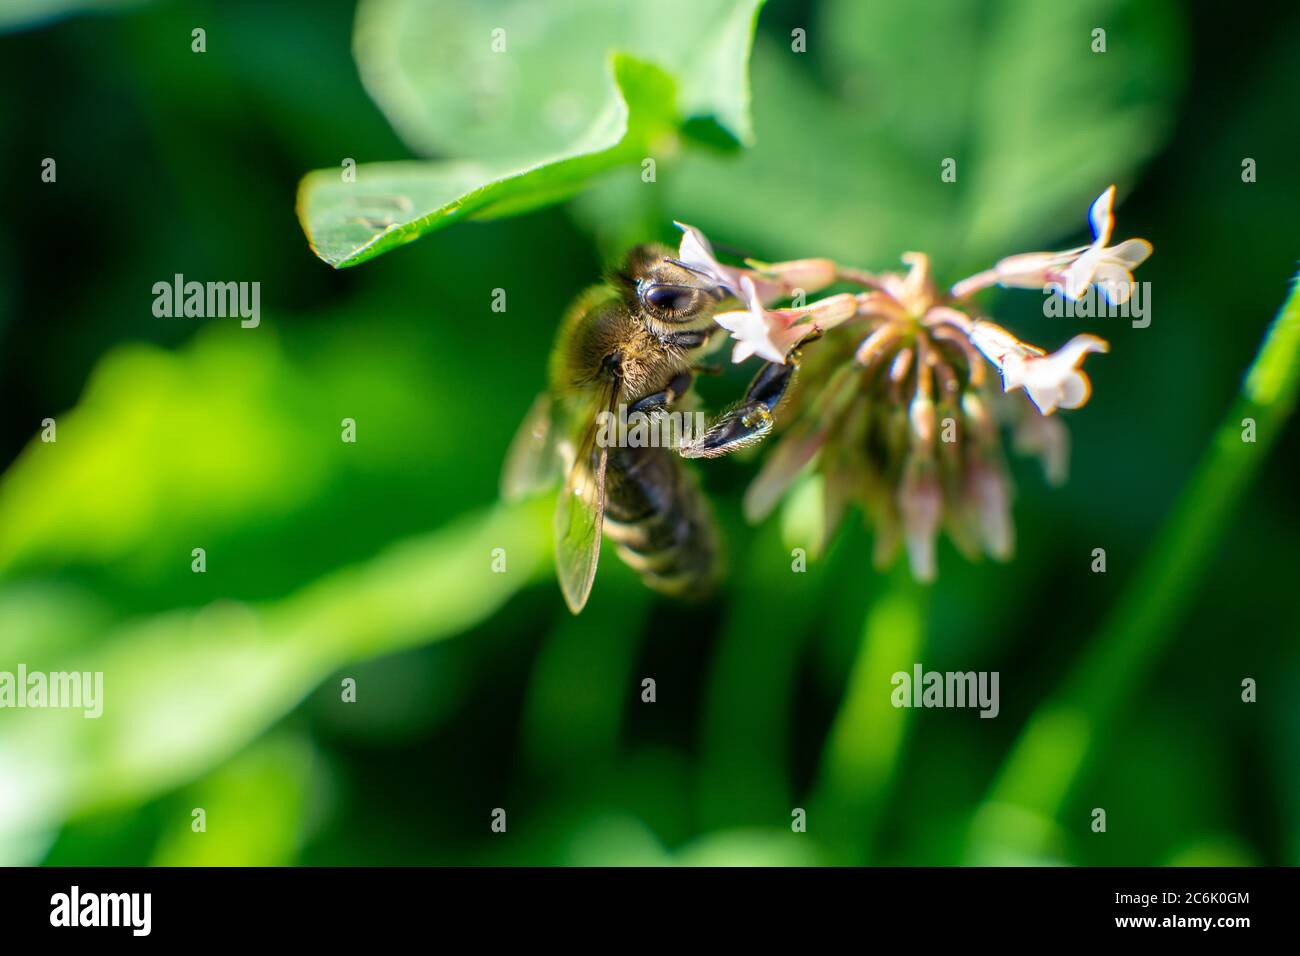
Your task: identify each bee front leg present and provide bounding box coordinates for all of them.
[679,356,799,459]
[627,370,694,417]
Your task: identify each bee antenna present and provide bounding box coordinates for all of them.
[664,258,726,300]
[664,256,712,279]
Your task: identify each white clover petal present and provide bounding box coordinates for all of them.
[673,220,734,292]
[1107,237,1154,269]
[1003,334,1108,415]
[1093,261,1136,305]
[713,276,793,364]
[1062,246,1104,300]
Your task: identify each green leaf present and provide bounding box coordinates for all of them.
[968,271,1300,864]
[150,734,317,866]
[298,0,764,268]
[298,55,676,268]
[0,496,551,863]
[0,330,331,577]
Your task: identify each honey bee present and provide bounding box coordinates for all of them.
[502,243,801,613]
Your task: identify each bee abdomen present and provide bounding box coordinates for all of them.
[603,446,719,600]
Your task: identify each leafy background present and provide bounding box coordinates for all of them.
[0,0,1297,866]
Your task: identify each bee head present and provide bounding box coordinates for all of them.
[615,243,724,325]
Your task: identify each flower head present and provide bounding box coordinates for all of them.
[682,185,1152,582]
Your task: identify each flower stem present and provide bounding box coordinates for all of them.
[808,568,930,863]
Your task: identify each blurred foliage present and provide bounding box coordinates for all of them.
[298,0,763,266]
[0,0,1297,868]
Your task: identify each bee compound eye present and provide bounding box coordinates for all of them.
[642,283,695,313]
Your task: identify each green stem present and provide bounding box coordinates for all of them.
[809,568,929,864]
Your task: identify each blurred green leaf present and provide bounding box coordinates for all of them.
[0,330,331,576]
[699,523,819,830]
[674,828,825,866]
[522,587,649,771]
[298,0,764,267]
[0,496,550,863]
[150,733,317,866]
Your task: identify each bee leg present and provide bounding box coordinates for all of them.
[627,370,694,416]
[679,355,799,459]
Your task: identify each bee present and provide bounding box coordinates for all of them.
[502,243,802,613]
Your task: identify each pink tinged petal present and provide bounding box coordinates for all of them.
[992,252,1059,288]
[909,394,936,444]
[1014,407,1070,486]
[897,462,942,582]
[950,269,998,299]
[739,271,788,306]
[748,257,838,294]
[969,320,1042,376]
[771,295,857,336]
[857,291,909,322]
[968,463,1014,560]
[743,423,826,522]
[854,323,903,368]
[803,293,859,329]
[923,306,974,333]
[1088,185,1116,245]
[899,251,932,304]
[889,346,914,384]
[990,248,1088,290]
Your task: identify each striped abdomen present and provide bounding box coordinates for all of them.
[602,444,719,599]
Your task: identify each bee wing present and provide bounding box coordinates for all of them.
[501,393,562,501]
[554,379,618,614]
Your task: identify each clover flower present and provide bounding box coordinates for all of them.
[687,186,1152,581]
[949,186,1153,304]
